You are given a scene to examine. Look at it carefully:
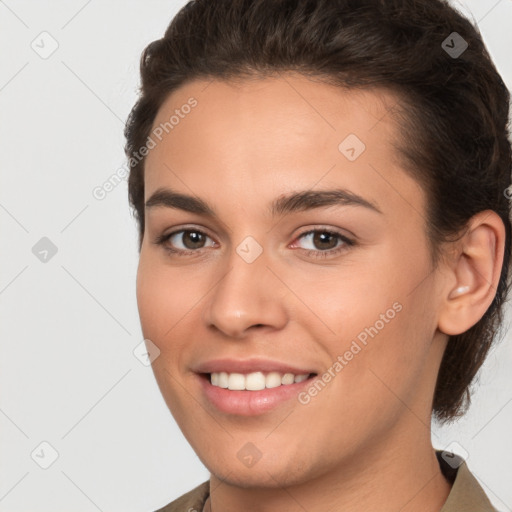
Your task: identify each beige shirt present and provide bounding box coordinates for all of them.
[155,452,497,512]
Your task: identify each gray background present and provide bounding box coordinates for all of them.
[0,1,511,510]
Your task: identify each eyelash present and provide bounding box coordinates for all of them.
[153,226,355,260]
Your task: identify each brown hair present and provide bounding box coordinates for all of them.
[124,0,512,422]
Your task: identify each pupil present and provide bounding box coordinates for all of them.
[184,231,204,249]
[313,232,337,250]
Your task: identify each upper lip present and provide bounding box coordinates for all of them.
[193,358,317,375]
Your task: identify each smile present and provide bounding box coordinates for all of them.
[197,371,318,416]
[209,371,312,390]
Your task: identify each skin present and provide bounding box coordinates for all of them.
[136,72,505,512]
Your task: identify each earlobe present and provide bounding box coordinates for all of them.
[437,210,505,336]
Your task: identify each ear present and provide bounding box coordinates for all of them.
[437,210,506,336]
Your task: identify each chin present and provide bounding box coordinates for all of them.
[207,463,310,489]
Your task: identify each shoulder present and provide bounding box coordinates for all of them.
[437,451,497,512]
[154,480,210,512]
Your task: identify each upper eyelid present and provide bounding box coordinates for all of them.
[291,230,354,249]
[163,225,350,237]
[163,225,216,242]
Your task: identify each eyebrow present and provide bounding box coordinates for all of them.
[145,187,382,217]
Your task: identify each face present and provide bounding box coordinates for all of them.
[137,73,448,488]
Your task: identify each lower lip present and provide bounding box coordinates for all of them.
[197,373,317,416]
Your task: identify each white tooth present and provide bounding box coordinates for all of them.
[245,371,266,391]
[228,373,246,390]
[210,371,312,389]
[265,372,282,388]
[218,372,229,388]
[281,373,295,385]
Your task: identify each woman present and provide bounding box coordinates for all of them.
[124,0,511,510]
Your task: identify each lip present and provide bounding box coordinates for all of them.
[192,357,318,416]
[196,372,317,416]
[192,357,317,375]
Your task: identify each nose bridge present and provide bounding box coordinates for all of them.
[202,236,288,336]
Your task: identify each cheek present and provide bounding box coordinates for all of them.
[136,253,197,341]
[135,252,213,398]
[295,255,433,406]
[338,296,434,419]
[136,259,164,339]
[288,262,395,345]
[136,256,195,410]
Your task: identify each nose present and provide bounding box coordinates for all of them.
[201,244,288,338]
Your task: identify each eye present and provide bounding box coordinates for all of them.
[154,228,216,254]
[153,226,355,259]
[291,229,354,258]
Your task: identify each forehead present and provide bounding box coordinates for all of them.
[150,73,402,145]
[144,73,425,224]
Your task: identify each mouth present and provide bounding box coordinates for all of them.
[198,371,318,390]
[196,371,319,416]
